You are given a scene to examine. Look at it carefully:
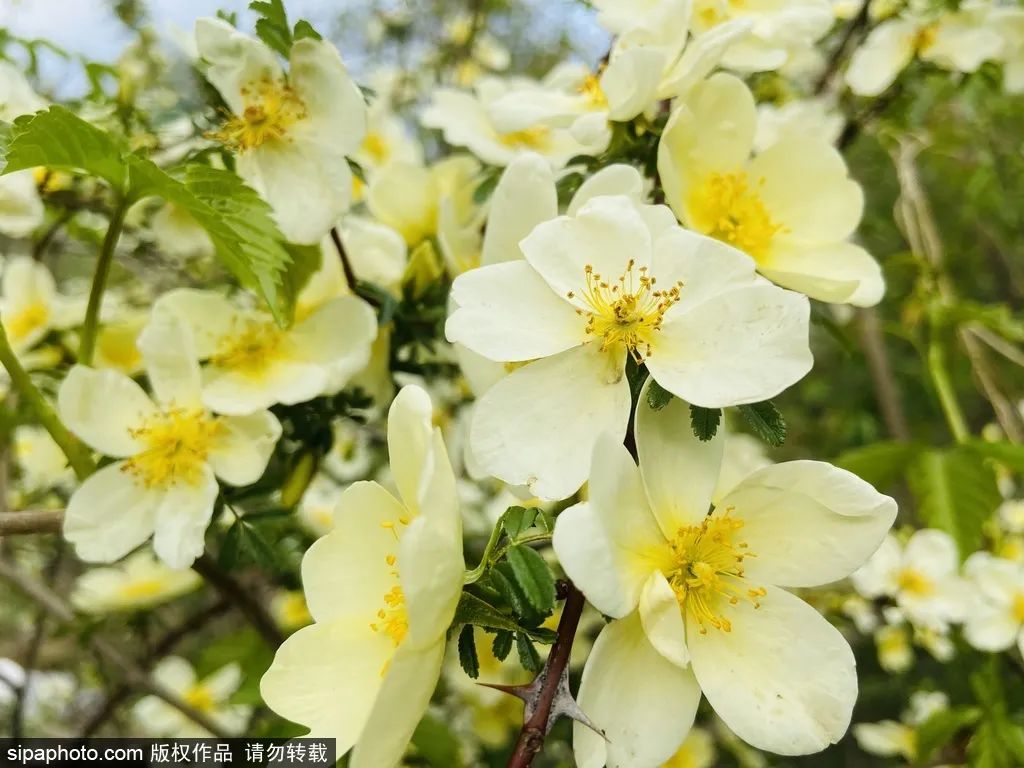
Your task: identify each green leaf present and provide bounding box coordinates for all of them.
[506,545,556,615]
[251,0,292,58]
[502,506,545,539]
[835,441,921,490]
[292,20,322,41]
[490,566,529,617]
[472,171,500,204]
[965,440,1024,472]
[646,379,674,411]
[278,242,322,322]
[916,706,981,764]
[457,625,479,679]
[738,401,787,447]
[492,630,514,661]
[452,592,526,635]
[689,405,722,442]
[411,714,463,768]
[516,632,542,673]
[907,447,1001,559]
[0,106,129,193]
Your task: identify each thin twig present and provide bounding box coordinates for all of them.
[191,554,284,648]
[0,509,65,535]
[0,555,230,737]
[814,1,871,95]
[855,309,911,441]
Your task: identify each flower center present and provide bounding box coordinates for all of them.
[568,260,682,362]
[578,73,607,109]
[210,318,288,377]
[664,510,763,634]
[914,23,938,54]
[689,172,785,261]
[121,408,222,489]
[119,578,168,601]
[5,301,49,344]
[212,78,307,152]
[895,567,934,597]
[498,126,551,150]
[183,684,216,713]
[370,583,409,648]
[1013,593,1024,624]
[362,131,390,164]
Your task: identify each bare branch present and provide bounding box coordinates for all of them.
[0,510,65,536]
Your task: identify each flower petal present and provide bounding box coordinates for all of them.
[759,242,884,307]
[635,381,723,534]
[290,295,377,381]
[58,365,155,457]
[845,19,917,97]
[194,18,283,114]
[64,462,160,563]
[207,410,282,486]
[469,343,631,500]
[639,570,689,668]
[152,289,238,358]
[721,460,897,588]
[568,164,645,215]
[447,261,585,362]
[138,308,203,409]
[481,152,557,266]
[398,516,464,649]
[151,467,219,569]
[289,38,366,155]
[647,284,812,408]
[574,612,701,768]
[687,585,857,755]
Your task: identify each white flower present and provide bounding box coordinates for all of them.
[148,287,376,415]
[962,551,1024,657]
[297,473,342,537]
[992,6,1024,93]
[421,77,593,169]
[690,0,834,73]
[0,257,84,354]
[71,549,201,613]
[0,62,46,238]
[853,689,948,761]
[13,426,73,494]
[874,622,913,673]
[659,73,883,307]
[846,4,1003,96]
[195,18,367,244]
[662,727,716,768]
[851,529,968,630]
[998,499,1024,534]
[447,184,811,500]
[134,658,249,736]
[553,394,896,765]
[260,386,464,768]
[150,203,215,260]
[754,97,843,153]
[58,311,282,568]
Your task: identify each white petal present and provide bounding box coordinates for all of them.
[138,309,203,409]
[519,195,653,309]
[850,535,902,598]
[290,295,377,380]
[194,18,282,114]
[481,152,557,266]
[748,138,864,244]
[568,164,646,214]
[721,461,897,588]
[64,462,160,563]
[202,360,326,415]
[600,47,666,122]
[152,289,238,358]
[553,434,668,618]
[759,242,884,307]
[301,481,405,624]
[635,381,723,535]
[260,618,391,746]
[398,517,464,649]
[639,571,689,668]
[202,663,242,701]
[387,384,435,515]
[845,19,917,96]
[0,171,44,238]
[574,612,701,768]
[469,344,631,500]
[647,284,812,408]
[964,605,1020,652]
[152,656,196,692]
[207,411,281,486]
[350,641,446,768]
[905,529,959,578]
[58,366,155,457]
[447,261,585,362]
[687,585,857,755]
[151,467,219,569]
[289,38,366,155]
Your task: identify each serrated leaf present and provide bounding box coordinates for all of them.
[503,506,540,539]
[516,632,542,673]
[293,20,322,41]
[492,630,514,661]
[452,592,523,635]
[490,566,529,617]
[506,545,556,615]
[908,448,1001,559]
[739,401,787,447]
[457,624,479,679]
[835,441,921,490]
[1,106,129,193]
[916,706,981,763]
[251,0,292,58]
[689,405,721,442]
[646,379,674,411]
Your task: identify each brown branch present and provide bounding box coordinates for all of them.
[329,226,360,295]
[814,1,871,95]
[505,583,586,768]
[191,554,284,648]
[0,509,65,535]
[0,555,230,737]
[856,309,911,441]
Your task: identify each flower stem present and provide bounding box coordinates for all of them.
[0,322,95,480]
[78,200,128,366]
[928,338,969,444]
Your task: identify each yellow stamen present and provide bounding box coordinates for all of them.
[498,126,551,150]
[573,259,682,362]
[664,509,762,634]
[5,302,50,344]
[209,318,287,378]
[210,78,306,152]
[578,73,607,109]
[362,132,390,164]
[1013,593,1024,624]
[121,408,223,489]
[895,567,934,597]
[689,172,785,261]
[183,684,216,713]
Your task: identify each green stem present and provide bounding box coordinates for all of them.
[928,339,969,444]
[0,323,95,480]
[464,519,505,585]
[78,200,128,366]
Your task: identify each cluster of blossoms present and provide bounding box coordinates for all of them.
[0,0,1022,766]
